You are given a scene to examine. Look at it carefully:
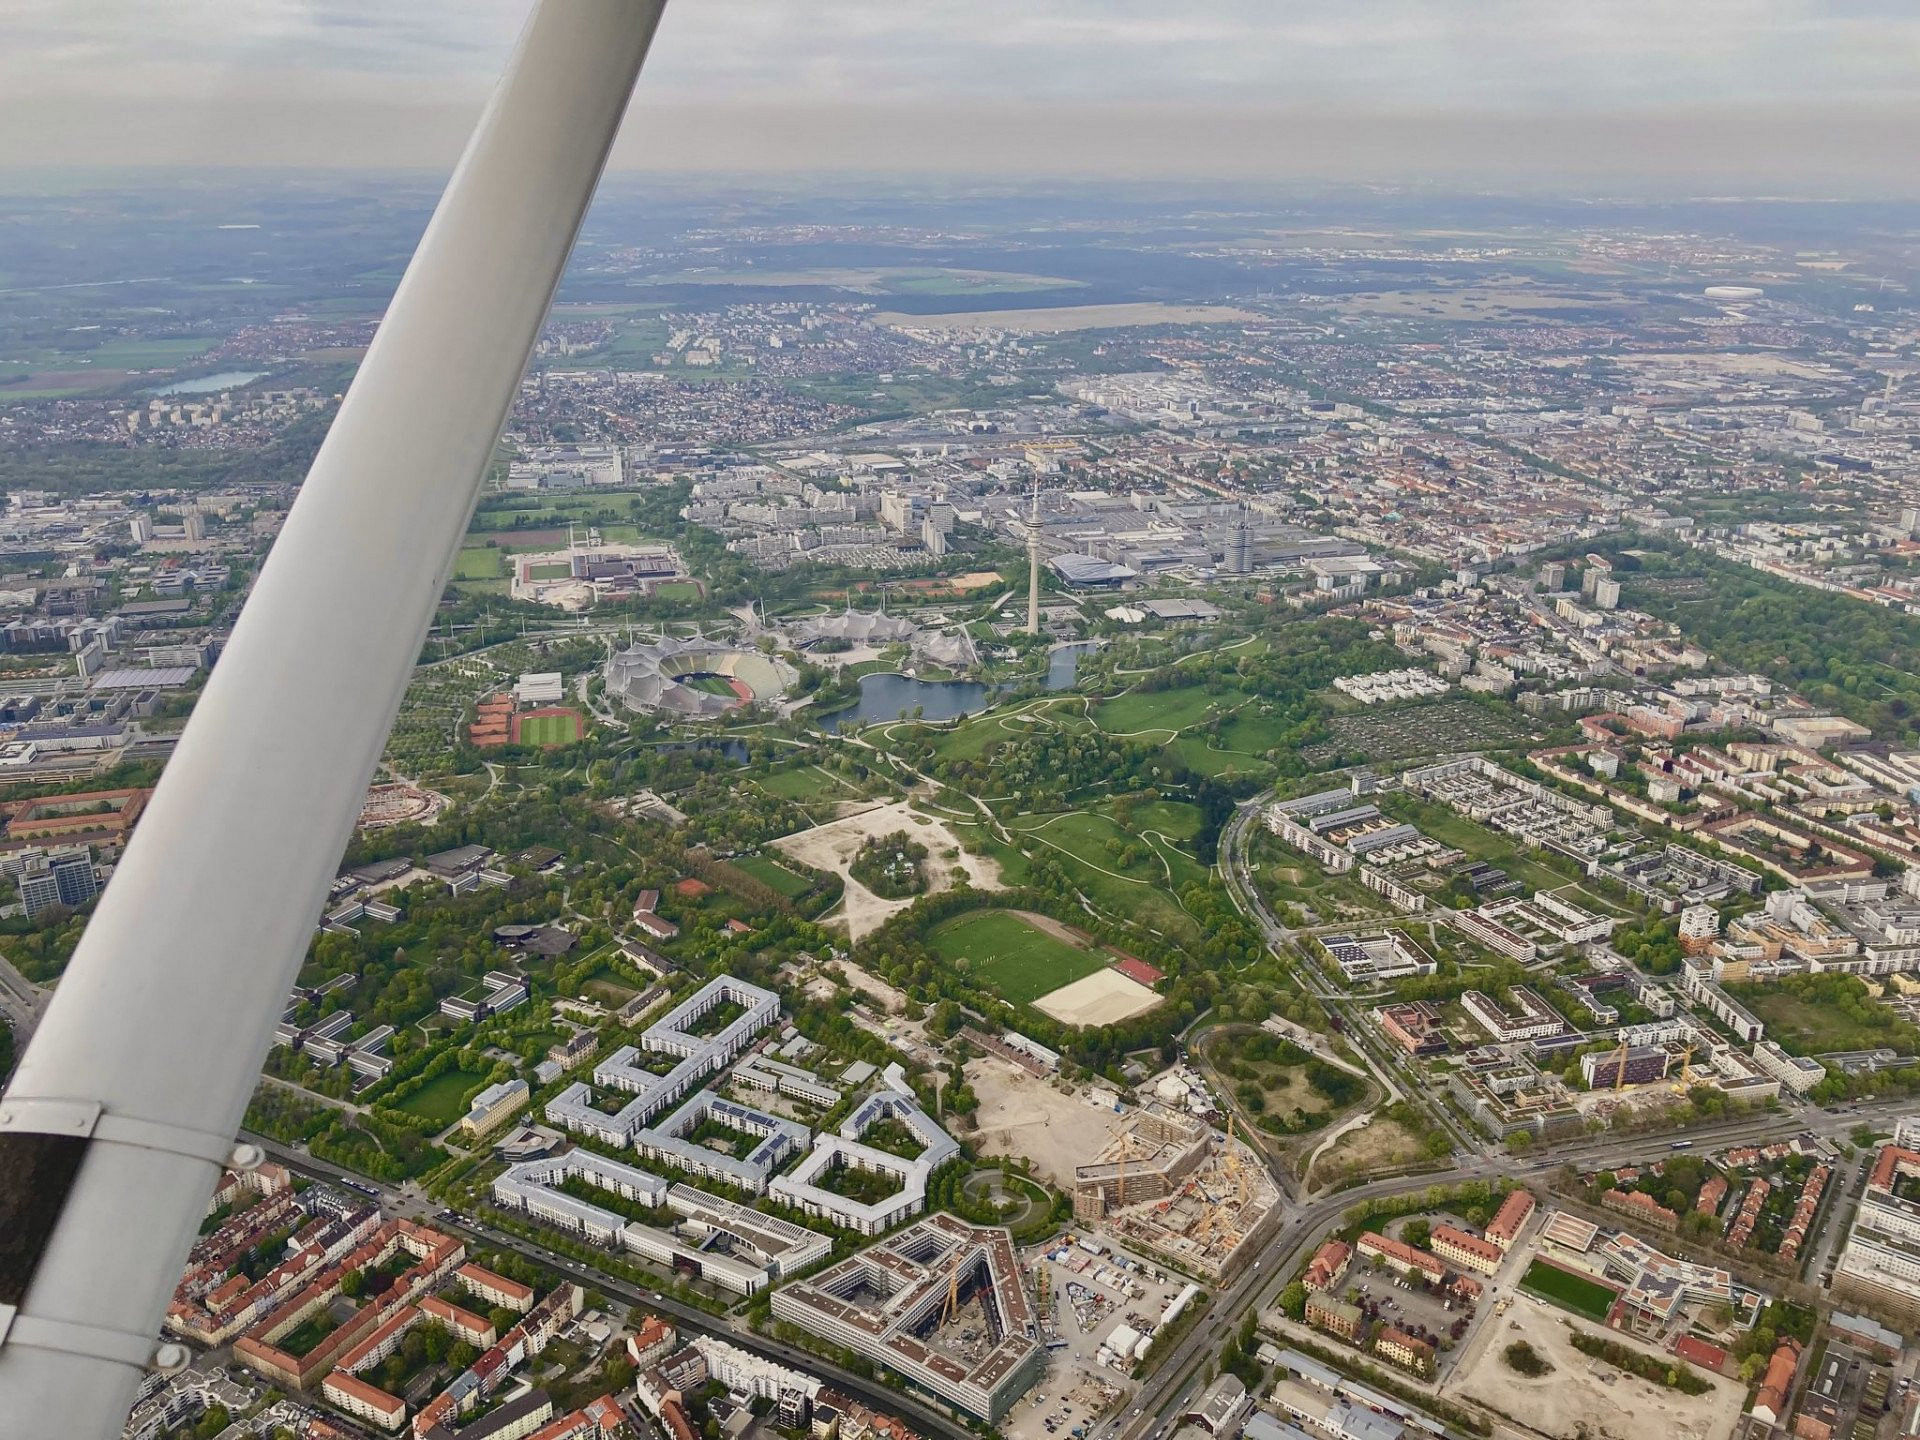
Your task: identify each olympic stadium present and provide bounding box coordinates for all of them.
[603,636,798,719]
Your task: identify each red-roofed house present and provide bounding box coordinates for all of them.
[1356,1232,1447,1283]
[1602,1188,1679,1231]
[323,1371,407,1432]
[1429,1224,1503,1277]
[1486,1188,1536,1250]
[1303,1240,1351,1293]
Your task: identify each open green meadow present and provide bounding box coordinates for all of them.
[453,546,507,580]
[1008,805,1204,943]
[733,854,816,899]
[759,766,853,802]
[1093,686,1249,737]
[392,1068,489,1126]
[928,910,1107,1005]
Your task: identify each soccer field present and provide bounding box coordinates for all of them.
[517,712,582,746]
[929,909,1106,1005]
[1519,1259,1618,1322]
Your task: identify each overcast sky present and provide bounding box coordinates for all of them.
[3,0,1918,191]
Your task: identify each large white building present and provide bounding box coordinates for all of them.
[1835,1144,1920,1325]
[769,1072,959,1234]
[546,975,781,1145]
[491,1149,830,1295]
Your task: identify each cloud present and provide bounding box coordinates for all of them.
[0,0,1916,186]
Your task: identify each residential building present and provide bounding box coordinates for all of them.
[463,1079,531,1140]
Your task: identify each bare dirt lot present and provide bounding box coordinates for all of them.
[1443,1293,1744,1440]
[1308,1113,1433,1189]
[1033,968,1162,1027]
[774,800,1002,939]
[968,1057,1120,1189]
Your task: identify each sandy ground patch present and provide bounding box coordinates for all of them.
[827,957,910,1014]
[1033,968,1162,1027]
[1442,1294,1743,1440]
[967,1057,1121,1189]
[872,303,1259,334]
[774,799,1003,940]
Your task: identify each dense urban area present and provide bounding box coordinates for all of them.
[5,177,1920,1440]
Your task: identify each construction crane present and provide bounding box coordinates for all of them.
[1222,1116,1253,1210]
[1671,1044,1696,1094]
[1611,1035,1632,1092]
[0,5,669,1434]
[941,1265,963,1327]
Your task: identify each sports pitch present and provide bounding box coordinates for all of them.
[515,711,583,747]
[1519,1258,1617,1322]
[928,909,1106,1005]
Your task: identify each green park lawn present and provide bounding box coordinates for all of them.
[1093,685,1249,737]
[453,546,506,580]
[733,854,815,899]
[392,1068,489,1126]
[758,766,851,802]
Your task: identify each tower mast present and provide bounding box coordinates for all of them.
[1026,478,1041,635]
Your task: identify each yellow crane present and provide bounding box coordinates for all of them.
[1670,1044,1695,1094]
[1611,1035,1632,1092]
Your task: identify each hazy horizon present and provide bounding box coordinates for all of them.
[3,1,1919,195]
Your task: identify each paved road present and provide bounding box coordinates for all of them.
[1113,1093,1919,1440]
[1217,797,1483,1162]
[0,948,48,1048]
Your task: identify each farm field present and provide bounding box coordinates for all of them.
[1519,1259,1618,1323]
[393,1069,489,1126]
[928,909,1107,1005]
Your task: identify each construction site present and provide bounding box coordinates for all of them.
[770,1214,1046,1423]
[1072,1105,1282,1283]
